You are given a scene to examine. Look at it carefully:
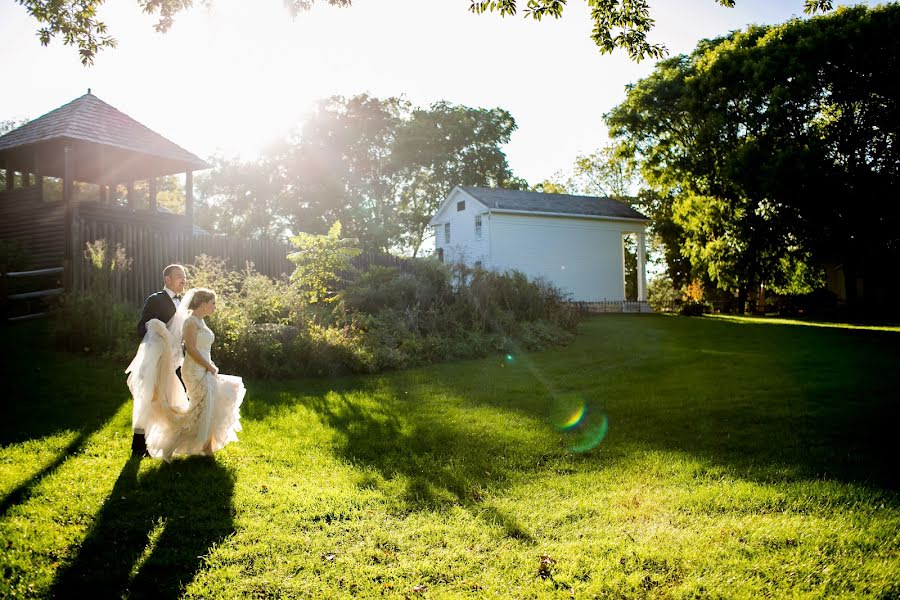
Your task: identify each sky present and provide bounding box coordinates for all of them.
[0,0,882,186]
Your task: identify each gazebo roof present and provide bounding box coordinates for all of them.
[0,91,210,181]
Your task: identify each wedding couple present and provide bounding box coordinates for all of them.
[126,264,245,462]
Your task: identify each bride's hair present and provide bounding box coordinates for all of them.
[188,288,216,310]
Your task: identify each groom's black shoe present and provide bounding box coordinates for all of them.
[131,433,149,458]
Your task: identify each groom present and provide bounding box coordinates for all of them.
[133,264,187,457]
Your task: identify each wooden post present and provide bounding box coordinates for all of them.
[185,170,194,233]
[63,145,75,290]
[149,177,158,211]
[33,151,42,196]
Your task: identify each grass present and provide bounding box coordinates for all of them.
[1,314,898,598]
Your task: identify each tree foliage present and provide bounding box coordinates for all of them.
[197,94,518,257]
[287,221,361,304]
[471,1,832,60]
[566,145,637,200]
[16,0,836,65]
[606,4,900,306]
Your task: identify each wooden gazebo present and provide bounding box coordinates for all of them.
[0,91,222,305]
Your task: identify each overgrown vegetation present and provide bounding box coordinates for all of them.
[49,226,578,378]
[189,252,578,378]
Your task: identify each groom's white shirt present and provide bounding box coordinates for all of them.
[164,286,181,309]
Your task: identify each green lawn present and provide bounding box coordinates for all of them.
[2,315,898,598]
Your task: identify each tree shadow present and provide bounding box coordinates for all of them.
[51,456,236,599]
[459,315,900,493]
[0,321,130,518]
[246,373,542,541]
[1,321,126,444]
[278,315,900,507]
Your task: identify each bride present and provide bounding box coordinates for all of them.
[126,288,245,462]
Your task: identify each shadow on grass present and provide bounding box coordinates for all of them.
[251,315,899,511]
[458,315,900,493]
[51,456,235,599]
[245,373,543,541]
[0,321,130,518]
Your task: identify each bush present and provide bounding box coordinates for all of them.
[771,289,839,318]
[334,258,579,372]
[51,293,137,360]
[56,233,583,378]
[50,240,136,361]
[678,300,710,316]
[648,275,681,312]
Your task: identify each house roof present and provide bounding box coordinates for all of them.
[457,186,649,221]
[0,92,210,171]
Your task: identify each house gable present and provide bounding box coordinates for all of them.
[429,187,490,226]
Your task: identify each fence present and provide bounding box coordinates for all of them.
[572,300,653,314]
[73,215,415,307]
[73,216,294,307]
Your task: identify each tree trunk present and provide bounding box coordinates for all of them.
[737,285,748,315]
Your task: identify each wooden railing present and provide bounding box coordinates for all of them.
[2,267,64,321]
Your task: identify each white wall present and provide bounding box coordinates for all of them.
[433,190,490,265]
[489,212,645,301]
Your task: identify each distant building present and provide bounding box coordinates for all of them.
[430,186,650,303]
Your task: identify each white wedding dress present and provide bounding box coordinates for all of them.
[126,298,245,462]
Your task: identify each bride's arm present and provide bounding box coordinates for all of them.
[183,320,219,375]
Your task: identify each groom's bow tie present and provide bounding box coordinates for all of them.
[174,294,182,301]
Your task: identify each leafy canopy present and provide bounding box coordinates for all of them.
[606,4,900,303]
[17,0,835,65]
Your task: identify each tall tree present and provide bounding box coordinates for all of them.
[392,102,518,256]
[566,145,637,200]
[196,152,289,238]
[15,0,836,65]
[606,4,900,307]
[197,95,521,256]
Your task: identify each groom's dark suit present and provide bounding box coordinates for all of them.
[132,290,179,456]
[138,290,178,339]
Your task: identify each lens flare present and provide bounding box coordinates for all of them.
[566,413,609,453]
[553,397,609,453]
[559,402,586,431]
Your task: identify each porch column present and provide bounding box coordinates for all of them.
[637,231,647,302]
[63,145,75,289]
[184,170,193,233]
[33,151,42,192]
[148,177,158,211]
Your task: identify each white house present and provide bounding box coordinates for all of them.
[429,186,650,303]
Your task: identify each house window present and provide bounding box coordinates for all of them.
[437,248,444,263]
[457,200,466,212]
[475,215,482,240]
[444,222,450,244]
[475,260,482,268]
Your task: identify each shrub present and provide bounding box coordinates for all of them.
[335,258,579,371]
[679,300,710,316]
[648,275,680,312]
[771,288,840,318]
[50,240,136,361]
